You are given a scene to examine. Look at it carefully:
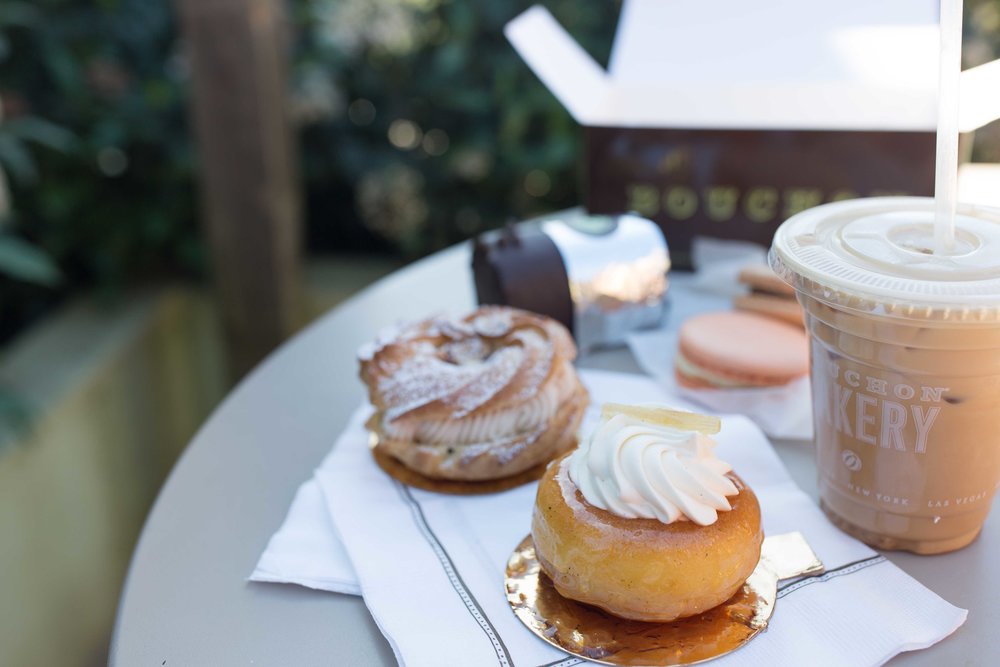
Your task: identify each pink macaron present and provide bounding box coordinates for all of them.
[675,311,809,389]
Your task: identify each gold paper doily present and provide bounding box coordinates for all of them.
[369,434,548,495]
[505,532,823,666]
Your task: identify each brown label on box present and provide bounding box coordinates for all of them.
[583,127,938,268]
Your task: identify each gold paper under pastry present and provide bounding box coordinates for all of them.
[505,532,824,666]
[368,433,547,495]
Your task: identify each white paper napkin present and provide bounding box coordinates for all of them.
[254,369,966,667]
[626,328,814,440]
[251,477,360,595]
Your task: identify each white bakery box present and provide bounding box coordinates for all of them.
[505,0,1000,267]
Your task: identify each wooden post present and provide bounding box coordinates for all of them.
[176,0,302,380]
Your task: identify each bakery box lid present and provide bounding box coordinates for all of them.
[505,0,1000,133]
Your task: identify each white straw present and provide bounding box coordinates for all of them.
[934,0,963,255]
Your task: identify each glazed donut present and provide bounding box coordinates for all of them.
[531,409,763,622]
[358,306,589,481]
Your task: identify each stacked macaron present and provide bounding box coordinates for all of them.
[732,264,803,327]
[675,311,809,390]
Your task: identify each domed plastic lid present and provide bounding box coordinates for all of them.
[769,197,1000,322]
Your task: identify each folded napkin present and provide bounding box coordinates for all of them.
[252,477,360,595]
[626,328,813,440]
[253,369,965,667]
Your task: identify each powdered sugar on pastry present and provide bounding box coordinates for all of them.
[358,306,588,481]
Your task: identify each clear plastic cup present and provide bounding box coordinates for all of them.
[770,197,1000,554]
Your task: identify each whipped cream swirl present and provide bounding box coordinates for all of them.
[567,410,738,526]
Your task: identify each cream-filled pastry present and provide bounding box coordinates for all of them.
[531,404,762,621]
[359,306,588,482]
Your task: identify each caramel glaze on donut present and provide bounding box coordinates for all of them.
[359,306,589,481]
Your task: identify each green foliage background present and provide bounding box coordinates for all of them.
[0,0,998,342]
[294,0,619,255]
[0,0,619,341]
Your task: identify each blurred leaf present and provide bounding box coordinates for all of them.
[3,116,76,152]
[0,3,41,28]
[432,42,465,76]
[0,235,61,286]
[144,79,174,109]
[444,88,492,113]
[0,387,32,451]
[0,134,36,183]
[39,36,83,94]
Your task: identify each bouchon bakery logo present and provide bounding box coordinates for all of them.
[842,450,862,471]
[817,357,948,454]
[625,184,910,224]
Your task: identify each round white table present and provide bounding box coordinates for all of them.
[110,244,999,666]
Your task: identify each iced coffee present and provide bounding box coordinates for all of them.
[770,197,1000,554]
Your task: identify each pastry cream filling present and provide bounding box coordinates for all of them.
[674,349,750,388]
[567,411,738,526]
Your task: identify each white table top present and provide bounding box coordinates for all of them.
[110,243,999,666]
